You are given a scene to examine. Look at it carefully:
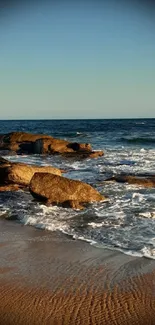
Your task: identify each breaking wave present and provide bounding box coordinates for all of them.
[0,118,155,260]
[121,137,155,145]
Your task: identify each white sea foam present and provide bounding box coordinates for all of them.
[140,246,155,259]
[1,135,155,260]
[132,193,145,203]
[139,212,155,219]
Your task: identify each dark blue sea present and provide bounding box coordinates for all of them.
[0,119,155,259]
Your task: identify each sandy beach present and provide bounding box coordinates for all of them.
[0,219,155,325]
[0,0,155,320]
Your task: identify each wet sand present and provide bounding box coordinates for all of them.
[0,219,155,324]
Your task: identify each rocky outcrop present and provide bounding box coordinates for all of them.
[30,173,106,209]
[105,174,155,187]
[33,138,92,155]
[0,132,104,159]
[1,131,52,144]
[0,132,53,154]
[34,138,103,158]
[0,158,62,188]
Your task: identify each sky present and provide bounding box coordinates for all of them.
[0,0,155,119]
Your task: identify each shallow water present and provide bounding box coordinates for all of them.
[0,119,155,259]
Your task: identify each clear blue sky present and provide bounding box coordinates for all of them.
[0,1,155,119]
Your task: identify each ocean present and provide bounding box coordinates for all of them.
[0,118,155,259]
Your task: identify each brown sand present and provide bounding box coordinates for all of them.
[0,219,155,325]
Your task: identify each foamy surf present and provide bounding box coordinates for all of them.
[1,193,155,260]
[0,119,155,260]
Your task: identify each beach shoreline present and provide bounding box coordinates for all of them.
[0,219,155,324]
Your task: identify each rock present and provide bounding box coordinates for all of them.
[61,150,104,160]
[1,131,52,144]
[0,150,16,156]
[33,138,92,155]
[105,174,155,187]
[0,184,24,192]
[0,132,53,154]
[67,142,92,152]
[0,157,10,165]
[0,132,104,159]
[62,200,85,210]
[30,173,106,209]
[0,159,62,186]
[86,150,104,159]
[34,138,69,154]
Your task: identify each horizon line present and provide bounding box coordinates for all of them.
[0,117,155,121]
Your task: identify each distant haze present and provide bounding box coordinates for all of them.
[0,1,155,119]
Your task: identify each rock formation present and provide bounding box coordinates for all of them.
[30,173,106,209]
[0,158,62,188]
[0,132,52,154]
[105,174,155,187]
[0,132,104,158]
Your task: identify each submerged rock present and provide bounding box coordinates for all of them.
[61,150,104,160]
[105,174,155,187]
[30,173,106,210]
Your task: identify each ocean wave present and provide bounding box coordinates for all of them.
[120,137,155,145]
[52,132,89,139]
[1,193,155,260]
